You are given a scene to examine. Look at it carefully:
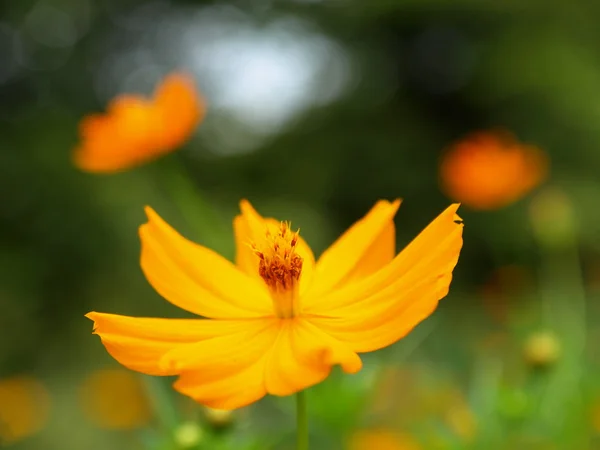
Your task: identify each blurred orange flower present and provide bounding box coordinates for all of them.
[79,368,151,429]
[0,375,50,444]
[73,72,205,173]
[439,131,548,210]
[87,199,463,409]
[348,429,421,450]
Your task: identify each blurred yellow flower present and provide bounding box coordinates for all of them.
[348,429,421,450]
[80,368,151,429]
[439,130,548,210]
[87,199,463,409]
[0,375,50,444]
[73,72,205,173]
[173,421,205,448]
[523,330,561,368]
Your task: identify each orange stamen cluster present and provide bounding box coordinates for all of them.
[252,222,303,317]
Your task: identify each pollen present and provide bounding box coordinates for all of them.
[253,222,303,291]
[252,222,303,318]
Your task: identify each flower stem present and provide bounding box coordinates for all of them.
[296,390,308,450]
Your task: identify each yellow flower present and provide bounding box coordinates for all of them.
[523,330,561,368]
[79,369,151,429]
[86,200,463,409]
[0,375,50,444]
[439,130,548,210]
[73,72,205,173]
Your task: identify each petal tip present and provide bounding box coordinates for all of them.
[143,205,157,219]
[238,199,252,213]
[140,206,161,234]
[444,203,463,224]
[85,312,100,332]
[390,198,402,215]
[452,204,463,223]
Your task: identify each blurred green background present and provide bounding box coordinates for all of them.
[3,0,600,449]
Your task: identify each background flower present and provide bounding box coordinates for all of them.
[348,429,421,450]
[0,375,50,445]
[73,72,205,173]
[79,368,152,429]
[439,130,548,210]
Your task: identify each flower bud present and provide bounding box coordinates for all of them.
[173,421,205,448]
[523,330,561,368]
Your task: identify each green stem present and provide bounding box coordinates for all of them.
[296,390,308,450]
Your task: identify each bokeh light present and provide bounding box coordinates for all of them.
[0,375,50,444]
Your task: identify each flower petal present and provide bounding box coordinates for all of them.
[307,200,401,299]
[160,318,279,372]
[307,271,453,353]
[73,73,204,174]
[86,312,262,376]
[304,204,463,353]
[233,200,316,295]
[74,96,161,173]
[153,73,205,150]
[140,207,273,318]
[264,319,362,397]
[174,356,269,410]
[171,319,280,410]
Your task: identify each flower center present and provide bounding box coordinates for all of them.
[252,222,303,318]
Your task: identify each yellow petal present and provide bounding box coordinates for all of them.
[140,207,273,318]
[170,318,280,410]
[169,319,281,409]
[173,355,269,410]
[233,214,256,278]
[160,318,279,372]
[86,312,265,376]
[305,204,463,353]
[307,200,401,299]
[234,200,316,295]
[264,319,362,397]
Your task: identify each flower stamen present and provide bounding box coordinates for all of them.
[252,222,303,318]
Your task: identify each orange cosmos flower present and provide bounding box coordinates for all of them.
[348,429,421,450]
[439,131,548,210]
[74,72,205,173]
[86,199,463,410]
